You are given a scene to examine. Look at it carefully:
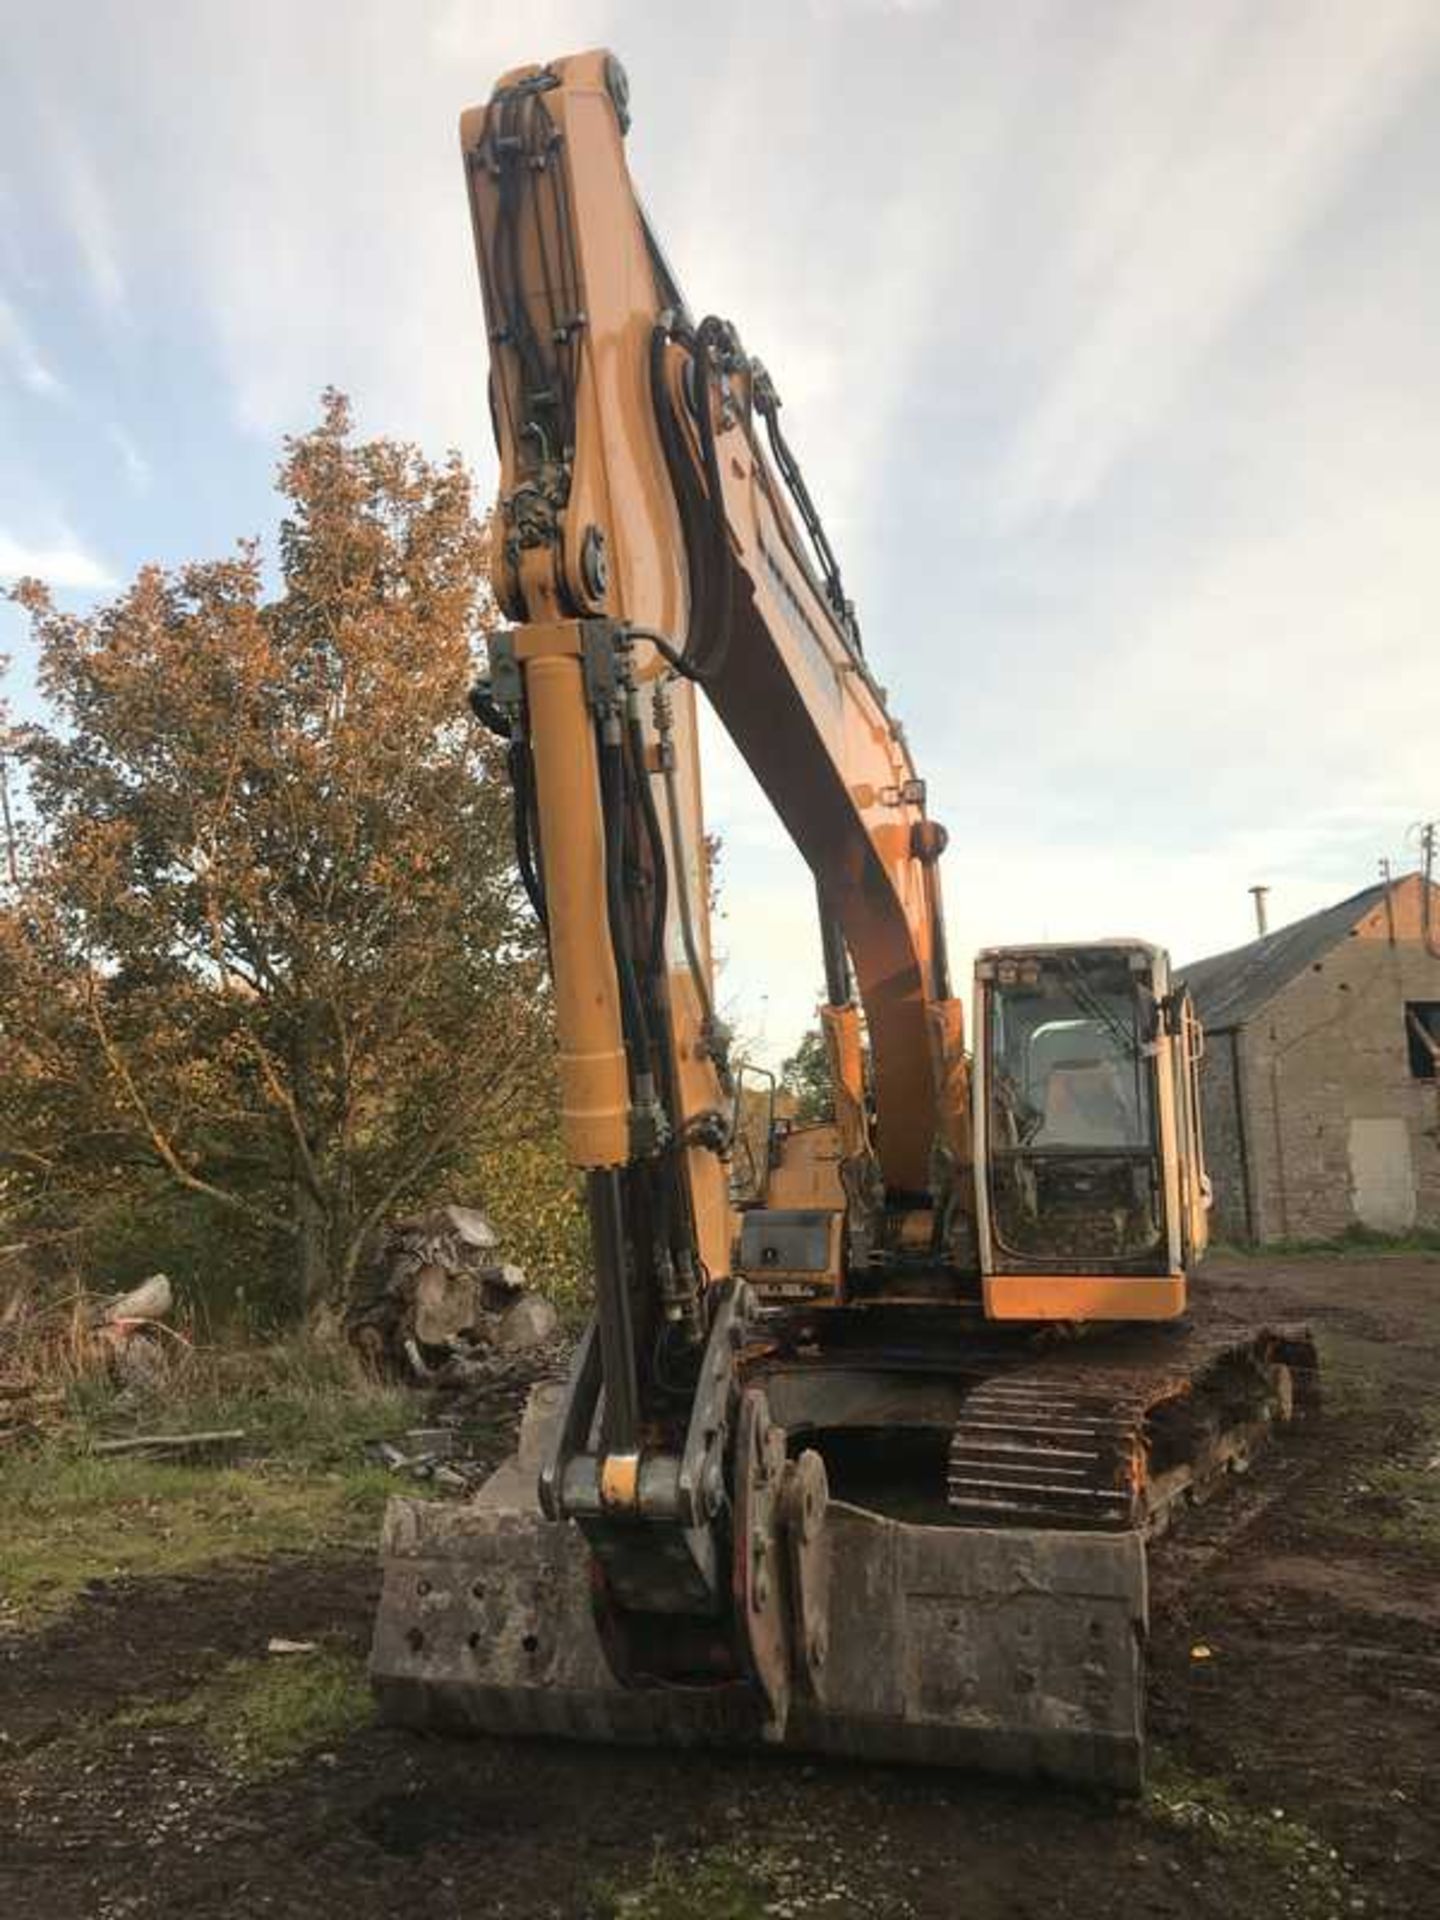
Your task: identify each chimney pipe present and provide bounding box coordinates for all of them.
[1249,885,1270,937]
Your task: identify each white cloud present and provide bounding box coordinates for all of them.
[107,422,151,493]
[62,155,125,318]
[0,529,112,590]
[699,707,826,1061]
[48,121,128,317]
[111,0,612,454]
[0,181,44,295]
[0,293,67,400]
[810,0,941,14]
[989,1,1440,525]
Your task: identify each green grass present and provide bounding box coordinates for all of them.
[1354,1453,1440,1548]
[592,1851,774,1920]
[1218,1222,1440,1258]
[1,1338,437,1625]
[1310,1328,1393,1413]
[1322,1394,1440,1552]
[63,1337,422,1470]
[1147,1755,1351,1917]
[1286,1327,1440,1556]
[0,1448,407,1622]
[118,1646,372,1778]
[591,1842,906,1920]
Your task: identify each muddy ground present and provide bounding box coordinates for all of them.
[3,1253,1438,1920]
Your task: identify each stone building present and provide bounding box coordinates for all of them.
[1180,874,1440,1245]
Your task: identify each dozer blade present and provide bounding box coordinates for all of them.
[370,1484,1147,1791]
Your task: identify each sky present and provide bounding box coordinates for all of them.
[2,0,1439,1062]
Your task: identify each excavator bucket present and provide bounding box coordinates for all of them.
[371,1308,1316,1792]
[370,1452,1148,1792]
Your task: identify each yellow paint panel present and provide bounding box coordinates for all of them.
[984,1274,1186,1322]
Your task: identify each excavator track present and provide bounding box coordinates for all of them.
[947,1381,1141,1529]
[946,1315,1319,1537]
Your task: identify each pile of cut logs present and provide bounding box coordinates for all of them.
[346,1204,564,1384]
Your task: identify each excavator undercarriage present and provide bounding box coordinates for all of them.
[372,1293,1317,1790]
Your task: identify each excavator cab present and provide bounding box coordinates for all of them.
[729,941,1208,1322]
[975,942,1209,1321]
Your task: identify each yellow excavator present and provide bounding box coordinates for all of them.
[370,50,1315,1789]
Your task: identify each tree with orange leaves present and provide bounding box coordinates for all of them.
[2,392,551,1319]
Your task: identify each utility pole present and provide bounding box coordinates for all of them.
[1418,820,1439,960]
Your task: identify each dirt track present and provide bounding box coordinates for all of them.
[3,1254,1438,1919]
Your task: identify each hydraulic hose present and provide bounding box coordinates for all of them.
[627,707,670,986]
[648,315,735,681]
[468,683,548,934]
[625,702,703,1332]
[506,737,548,933]
[689,317,735,675]
[598,725,654,1082]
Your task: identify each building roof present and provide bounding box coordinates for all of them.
[1178,882,1391,1031]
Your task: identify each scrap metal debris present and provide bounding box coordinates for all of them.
[370,1423,502,1493]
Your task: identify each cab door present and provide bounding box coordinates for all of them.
[1173,992,1210,1267]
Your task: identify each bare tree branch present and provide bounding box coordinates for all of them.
[85,976,295,1239]
[249,1036,327,1203]
[338,1056,520,1289]
[0,747,18,888]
